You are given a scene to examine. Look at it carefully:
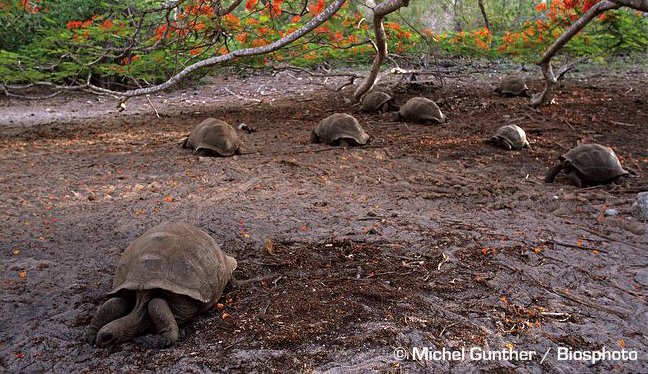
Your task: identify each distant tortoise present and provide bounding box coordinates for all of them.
[360,91,399,113]
[85,222,237,348]
[485,125,530,150]
[391,97,446,124]
[311,113,370,146]
[182,118,242,156]
[494,75,529,97]
[545,144,629,187]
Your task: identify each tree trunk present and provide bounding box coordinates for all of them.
[478,0,491,31]
[453,0,462,32]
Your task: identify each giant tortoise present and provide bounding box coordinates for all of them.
[485,125,530,150]
[182,118,242,156]
[392,97,446,124]
[361,91,399,113]
[494,75,529,97]
[85,222,237,348]
[311,113,370,146]
[545,143,629,187]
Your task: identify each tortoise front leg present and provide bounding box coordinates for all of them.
[133,298,180,348]
[565,170,583,188]
[84,296,133,345]
[544,163,563,183]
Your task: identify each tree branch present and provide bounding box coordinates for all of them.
[353,0,410,101]
[82,0,349,105]
[530,0,648,107]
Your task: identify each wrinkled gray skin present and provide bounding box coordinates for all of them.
[311,113,371,146]
[545,143,629,187]
[494,75,529,97]
[485,125,530,150]
[360,91,399,113]
[392,97,446,124]
[85,222,237,348]
[181,118,242,156]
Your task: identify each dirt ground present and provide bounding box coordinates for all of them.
[1,63,647,373]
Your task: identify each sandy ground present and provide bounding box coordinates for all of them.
[1,64,647,373]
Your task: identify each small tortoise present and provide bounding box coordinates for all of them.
[360,91,399,113]
[545,143,629,187]
[392,97,446,124]
[494,75,529,97]
[182,118,242,156]
[85,222,237,348]
[311,113,370,146]
[485,125,530,150]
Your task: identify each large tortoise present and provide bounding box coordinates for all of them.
[485,124,530,150]
[360,91,399,113]
[182,118,242,156]
[545,143,629,187]
[85,222,237,348]
[494,75,529,97]
[391,97,446,124]
[311,113,370,146]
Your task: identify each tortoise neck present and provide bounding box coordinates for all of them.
[96,291,153,346]
[121,291,153,338]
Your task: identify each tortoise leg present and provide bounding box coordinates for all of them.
[95,291,153,347]
[565,170,583,188]
[181,137,189,149]
[339,139,350,147]
[84,296,133,345]
[544,163,563,183]
[133,297,190,348]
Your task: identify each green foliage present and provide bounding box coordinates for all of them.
[1,0,646,89]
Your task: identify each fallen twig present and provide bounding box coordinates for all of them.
[223,87,262,103]
[610,121,637,127]
[543,239,608,253]
[498,262,631,319]
[578,226,646,251]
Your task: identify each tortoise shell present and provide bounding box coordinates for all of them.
[560,144,628,183]
[361,91,395,113]
[487,125,529,150]
[397,97,446,124]
[182,118,242,156]
[110,222,237,307]
[311,113,370,146]
[494,76,529,97]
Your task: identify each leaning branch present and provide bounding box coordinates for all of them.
[353,0,410,101]
[531,0,622,107]
[87,0,348,105]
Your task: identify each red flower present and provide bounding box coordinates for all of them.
[66,20,83,30]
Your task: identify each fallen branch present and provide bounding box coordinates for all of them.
[498,262,631,319]
[223,87,262,103]
[543,238,608,253]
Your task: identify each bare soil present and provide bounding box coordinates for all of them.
[1,64,647,373]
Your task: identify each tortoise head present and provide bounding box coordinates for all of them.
[486,136,512,150]
[310,129,321,144]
